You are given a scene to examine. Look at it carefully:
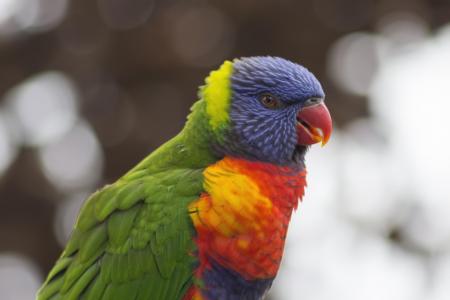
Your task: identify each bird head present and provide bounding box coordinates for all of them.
[201,56,332,166]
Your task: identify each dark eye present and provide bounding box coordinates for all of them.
[260,93,281,109]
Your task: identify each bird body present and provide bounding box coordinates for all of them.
[37,57,332,300]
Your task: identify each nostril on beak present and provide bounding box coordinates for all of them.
[303,97,323,107]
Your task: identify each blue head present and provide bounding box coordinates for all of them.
[202,56,331,166]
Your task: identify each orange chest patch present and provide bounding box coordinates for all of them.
[189,157,306,279]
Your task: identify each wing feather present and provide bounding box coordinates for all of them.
[37,169,204,300]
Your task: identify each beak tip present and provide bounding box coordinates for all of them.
[321,134,331,147]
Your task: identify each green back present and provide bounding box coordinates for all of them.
[37,100,219,300]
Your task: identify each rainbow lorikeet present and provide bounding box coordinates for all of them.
[37,56,332,300]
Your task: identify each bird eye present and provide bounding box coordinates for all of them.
[260,93,281,109]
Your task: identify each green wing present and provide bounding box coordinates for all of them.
[37,168,204,300]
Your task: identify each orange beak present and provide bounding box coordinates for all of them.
[296,102,332,146]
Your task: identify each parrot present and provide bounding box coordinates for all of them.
[37,56,332,300]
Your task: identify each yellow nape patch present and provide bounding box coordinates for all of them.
[203,60,233,131]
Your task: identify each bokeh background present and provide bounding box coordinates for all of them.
[0,0,449,299]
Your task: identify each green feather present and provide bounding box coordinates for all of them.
[37,99,220,300]
[107,203,141,249]
[65,263,100,300]
[84,274,107,300]
[37,276,64,300]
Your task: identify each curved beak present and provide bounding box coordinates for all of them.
[296,102,332,146]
